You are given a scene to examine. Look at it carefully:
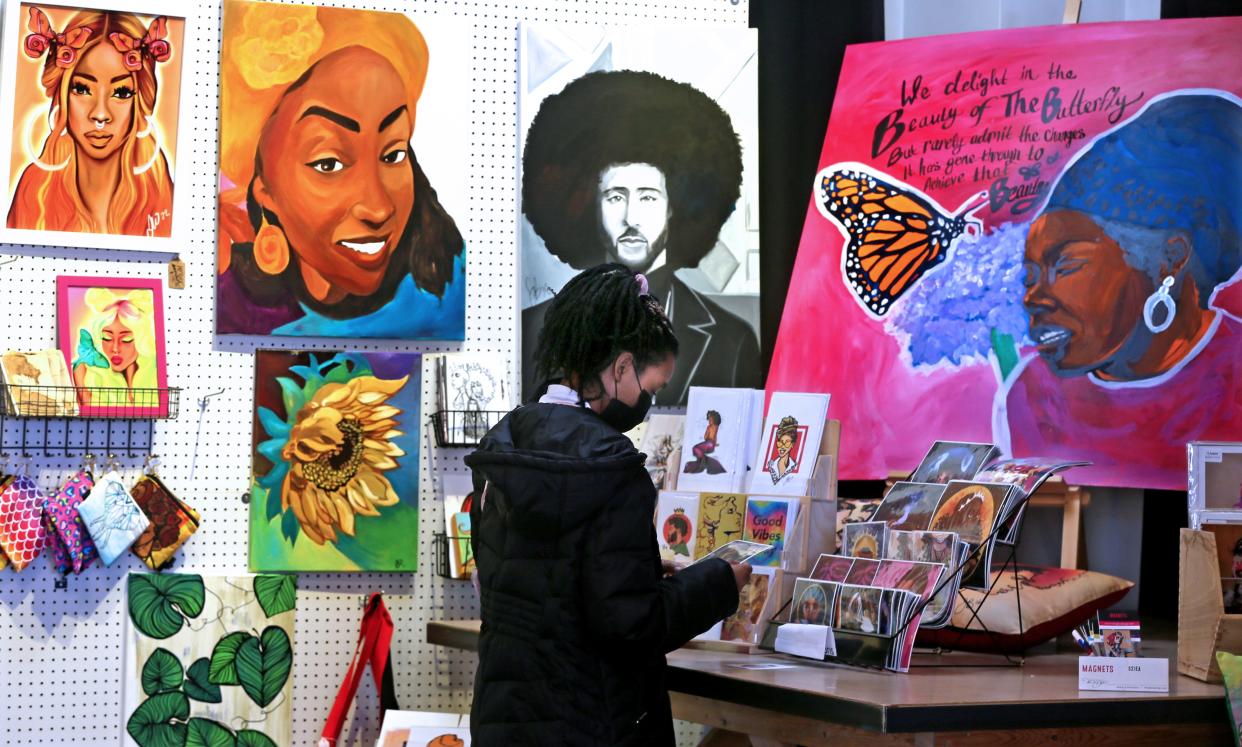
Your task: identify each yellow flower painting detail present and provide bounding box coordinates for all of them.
[250,352,420,572]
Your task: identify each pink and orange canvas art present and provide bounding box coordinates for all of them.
[768,18,1242,490]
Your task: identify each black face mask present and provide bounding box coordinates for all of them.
[598,365,652,433]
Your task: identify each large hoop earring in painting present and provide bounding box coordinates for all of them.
[1143,275,1176,334]
[22,106,68,171]
[133,118,161,174]
[254,215,290,275]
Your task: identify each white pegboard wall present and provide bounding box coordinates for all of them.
[0,1,748,746]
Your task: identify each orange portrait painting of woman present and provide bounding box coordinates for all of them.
[216,0,468,340]
[0,2,185,249]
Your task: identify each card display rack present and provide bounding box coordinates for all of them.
[0,383,180,456]
[759,487,1042,670]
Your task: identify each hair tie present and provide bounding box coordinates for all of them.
[635,273,650,296]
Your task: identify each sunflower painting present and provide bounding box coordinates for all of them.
[249,350,420,571]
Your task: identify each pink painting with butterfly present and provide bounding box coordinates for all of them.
[768,18,1242,490]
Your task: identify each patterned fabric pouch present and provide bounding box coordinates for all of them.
[0,474,10,570]
[44,470,99,574]
[78,470,150,566]
[130,473,199,570]
[42,508,72,574]
[0,474,48,571]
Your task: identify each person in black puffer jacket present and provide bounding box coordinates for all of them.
[465,264,747,747]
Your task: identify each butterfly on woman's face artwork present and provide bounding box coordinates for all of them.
[814,163,987,317]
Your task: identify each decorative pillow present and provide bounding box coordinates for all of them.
[77,470,149,566]
[0,475,47,571]
[835,498,881,550]
[917,564,1134,653]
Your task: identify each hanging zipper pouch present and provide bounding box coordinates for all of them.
[78,470,150,566]
[130,473,200,570]
[43,470,99,574]
[0,475,47,571]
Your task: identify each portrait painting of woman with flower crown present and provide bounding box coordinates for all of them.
[249,350,421,572]
[0,2,185,249]
[217,0,468,340]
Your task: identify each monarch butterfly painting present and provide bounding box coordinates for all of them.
[815,164,985,317]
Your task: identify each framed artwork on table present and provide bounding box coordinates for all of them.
[0,0,189,251]
[1189,442,1242,528]
[55,275,167,417]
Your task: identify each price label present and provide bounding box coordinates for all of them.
[1078,656,1168,692]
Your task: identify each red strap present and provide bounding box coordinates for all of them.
[319,593,395,746]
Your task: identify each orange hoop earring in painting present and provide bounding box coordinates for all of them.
[254,216,290,275]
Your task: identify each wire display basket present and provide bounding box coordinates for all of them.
[430,409,506,448]
[0,384,180,456]
[1,383,180,419]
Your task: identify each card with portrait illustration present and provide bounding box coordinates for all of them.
[790,577,838,626]
[928,480,1012,545]
[842,520,887,561]
[0,1,188,251]
[835,583,882,634]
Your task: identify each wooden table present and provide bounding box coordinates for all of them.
[427,620,1232,745]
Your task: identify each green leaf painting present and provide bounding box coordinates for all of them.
[183,658,222,704]
[208,632,250,686]
[185,717,235,747]
[129,574,206,640]
[126,692,189,747]
[141,649,184,696]
[236,731,279,747]
[236,626,293,708]
[126,574,296,747]
[253,575,297,617]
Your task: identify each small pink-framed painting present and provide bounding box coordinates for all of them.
[56,275,167,417]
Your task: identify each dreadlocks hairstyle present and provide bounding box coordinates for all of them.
[535,263,679,393]
[522,70,743,270]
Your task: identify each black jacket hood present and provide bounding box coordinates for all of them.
[464,403,647,535]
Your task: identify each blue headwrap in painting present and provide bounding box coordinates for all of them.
[1044,93,1242,299]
